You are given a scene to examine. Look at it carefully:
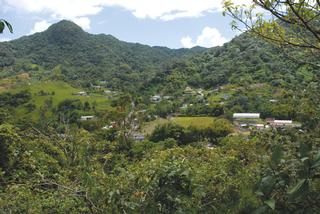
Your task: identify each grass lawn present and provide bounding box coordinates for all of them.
[172,117,215,128]
[142,117,216,135]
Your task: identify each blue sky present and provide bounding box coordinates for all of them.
[0,0,251,48]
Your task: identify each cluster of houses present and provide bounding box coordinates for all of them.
[233,113,301,130]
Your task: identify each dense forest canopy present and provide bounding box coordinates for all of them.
[0,20,205,90]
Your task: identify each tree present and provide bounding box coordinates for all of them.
[0,19,12,33]
[223,0,320,66]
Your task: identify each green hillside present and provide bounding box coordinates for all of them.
[0,20,205,91]
[4,80,112,121]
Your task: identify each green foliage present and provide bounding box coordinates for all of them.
[150,118,232,145]
[0,90,31,107]
[0,19,12,33]
[0,20,205,90]
[255,137,320,212]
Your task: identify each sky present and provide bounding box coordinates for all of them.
[0,0,252,48]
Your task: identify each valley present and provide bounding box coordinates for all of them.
[0,10,319,213]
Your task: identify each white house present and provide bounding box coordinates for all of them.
[233,113,261,119]
[75,91,87,96]
[151,95,161,102]
[80,116,95,121]
[273,120,293,125]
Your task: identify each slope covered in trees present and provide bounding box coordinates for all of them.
[153,32,315,92]
[0,20,205,89]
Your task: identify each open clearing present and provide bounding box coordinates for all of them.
[142,117,215,134]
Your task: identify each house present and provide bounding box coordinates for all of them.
[92,85,102,90]
[233,113,261,119]
[74,91,87,96]
[80,116,95,121]
[240,123,249,128]
[184,87,197,95]
[271,120,293,127]
[102,121,117,130]
[255,124,265,130]
[151,95,161,102]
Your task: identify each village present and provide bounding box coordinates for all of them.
[73,84,303,143]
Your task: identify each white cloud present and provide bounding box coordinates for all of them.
[4,0,253,29]
[181,26,228,48]
[181,36,194,48]
[72,17,91,30]
[30,20,51,34]
[0,37,11,42]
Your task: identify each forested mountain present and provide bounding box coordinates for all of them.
[1,20,315,94]
[153,32,315,93]
[0,20,205,89]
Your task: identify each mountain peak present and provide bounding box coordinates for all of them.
[44,20,87,45]
[48,20,84,32]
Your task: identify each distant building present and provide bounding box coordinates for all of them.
[270,119,293,127]
[80,116,95,121]
[92,85,102,89]
[269,99,278,103]
[102,121,117,130]
[184,87,197,95]
[255,124,265,130]
[233,113,261,119]
[240,123,249,128]
[274,120,293,125]
[151,95,161,102]
[74,91,87,96]
[267,119,301,128]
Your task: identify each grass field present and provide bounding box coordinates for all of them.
[3,80,112,121]
[172,117,215,128]
[142,117,216,134]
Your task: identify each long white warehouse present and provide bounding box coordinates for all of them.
[233,113,261,119]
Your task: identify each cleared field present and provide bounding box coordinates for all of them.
[172,117,215,128]
[9,81,110,107]
[142,117,216,134]
[4,80,112,121]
